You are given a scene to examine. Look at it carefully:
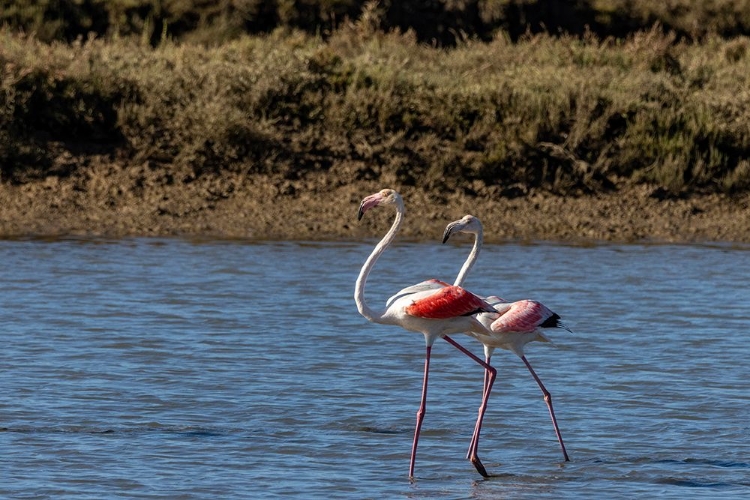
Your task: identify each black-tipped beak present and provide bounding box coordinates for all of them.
[442,223,456,244]
[357,193,381,220]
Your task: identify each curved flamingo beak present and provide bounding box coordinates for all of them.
[357,192,383,220]
[442,221,460,244]
[442,215,478,243]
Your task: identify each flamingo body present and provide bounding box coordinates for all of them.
[385,278,449,308]
[467,299,558,357]
[376,285,492,345]
[491,300,558,333]
[405,285,493,319]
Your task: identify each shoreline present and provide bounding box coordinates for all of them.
[2,164,750,244]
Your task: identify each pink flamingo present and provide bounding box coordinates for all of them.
[442,215,571,470]
[355,189,498,478]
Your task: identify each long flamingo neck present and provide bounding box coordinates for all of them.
[453,228,482,287]
[354,199,405,323]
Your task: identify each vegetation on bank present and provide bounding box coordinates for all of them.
[4,0,750,46]
[2,14,750,196]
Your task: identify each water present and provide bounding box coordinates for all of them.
[1,237,749,499]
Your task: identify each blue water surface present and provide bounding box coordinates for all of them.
[1,237,749,499]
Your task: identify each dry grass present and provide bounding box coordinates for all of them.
[2,23,750,195]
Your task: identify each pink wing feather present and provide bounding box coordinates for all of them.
[406,286,490,319]
[490,300,556,333]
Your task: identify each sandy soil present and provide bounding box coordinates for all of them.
[2,160,750,243]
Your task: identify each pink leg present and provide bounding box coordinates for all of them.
[465,355,495,475]
[409,345,431,478]
[442,336,496,477]
[467,355,493,458]
[521,355,570,461]
[466,365,491,460]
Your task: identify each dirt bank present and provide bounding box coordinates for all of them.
[2,160,749,243]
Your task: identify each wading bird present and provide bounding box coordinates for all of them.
[355,189,497,478]
[443,215,571,468]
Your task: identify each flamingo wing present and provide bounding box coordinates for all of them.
[386,279,450,308]
[490,300,558,333]
[406,285,493,319]
[484,295,508,307]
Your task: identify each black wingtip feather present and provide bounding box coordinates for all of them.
[540,313,562,328]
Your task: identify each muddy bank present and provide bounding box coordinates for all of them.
[2,161,749,244]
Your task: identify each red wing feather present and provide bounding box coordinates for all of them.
[491,300,553,333]
[406,286,489,319]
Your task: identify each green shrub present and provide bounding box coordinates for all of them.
[2,25,750,194]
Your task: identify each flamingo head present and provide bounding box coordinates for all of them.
[442,214,483,243]
[357,189,401,220]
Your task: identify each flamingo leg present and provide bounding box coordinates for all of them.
[442,336,496,477]
[409,345,431,478]
[466,355,493,458]
[468,356,492,457]
[521,355,570,461]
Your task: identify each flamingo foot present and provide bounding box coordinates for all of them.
[469,454,490,478]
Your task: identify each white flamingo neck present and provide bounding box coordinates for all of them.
[354,198,405,323]
[454,228,482,287]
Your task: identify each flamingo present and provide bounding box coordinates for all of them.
[442,215,571,467]
[354,189,498,478]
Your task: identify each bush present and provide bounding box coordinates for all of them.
[2,25,750,194]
